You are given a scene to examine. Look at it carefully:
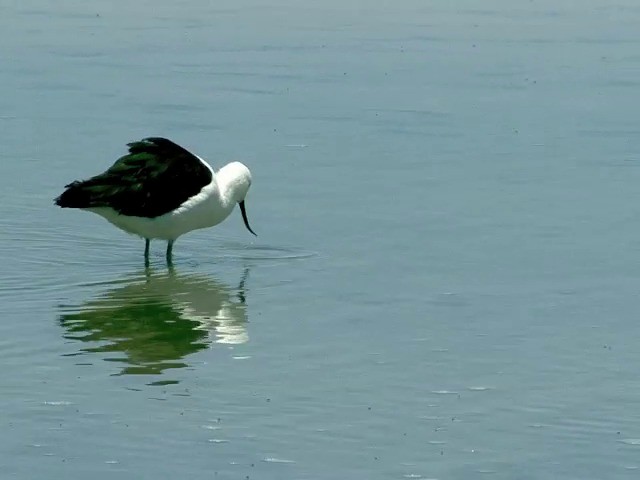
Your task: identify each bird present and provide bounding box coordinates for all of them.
[54,137,256,263]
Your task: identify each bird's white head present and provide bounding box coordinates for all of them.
[219,161,252,202]
[217,161,256,236]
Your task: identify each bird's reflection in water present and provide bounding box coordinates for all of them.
[59,267,249,378]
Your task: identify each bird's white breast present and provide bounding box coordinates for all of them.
[89,182,235,241]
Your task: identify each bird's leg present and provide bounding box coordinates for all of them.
[144,238,151,267]
[166,240,174,264]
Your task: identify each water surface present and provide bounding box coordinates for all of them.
[2,1,640,478]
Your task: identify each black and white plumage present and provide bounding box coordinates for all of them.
[55,137,256,262]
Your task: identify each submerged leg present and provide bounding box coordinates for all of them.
[144,239,151,267]
[166,240,174,264]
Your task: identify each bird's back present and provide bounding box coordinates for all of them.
[55,137,213,218]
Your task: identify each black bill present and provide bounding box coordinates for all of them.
[239,201,257,236]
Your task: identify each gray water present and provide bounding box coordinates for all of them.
[2,0,640,478]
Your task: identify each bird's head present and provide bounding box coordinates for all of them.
[219,162,256,236]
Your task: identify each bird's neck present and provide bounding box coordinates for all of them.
[210,185,235,214]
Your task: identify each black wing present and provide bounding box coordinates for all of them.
[54,137,213,218]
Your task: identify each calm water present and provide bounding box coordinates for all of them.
[2,0,640,478]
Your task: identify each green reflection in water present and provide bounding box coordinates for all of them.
[59,267,249,378]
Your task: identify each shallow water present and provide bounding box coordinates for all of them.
[3,0,640,478]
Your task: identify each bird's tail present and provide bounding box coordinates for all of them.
[54,181,93,208]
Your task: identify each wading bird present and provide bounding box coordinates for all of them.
[55,137,256,263]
